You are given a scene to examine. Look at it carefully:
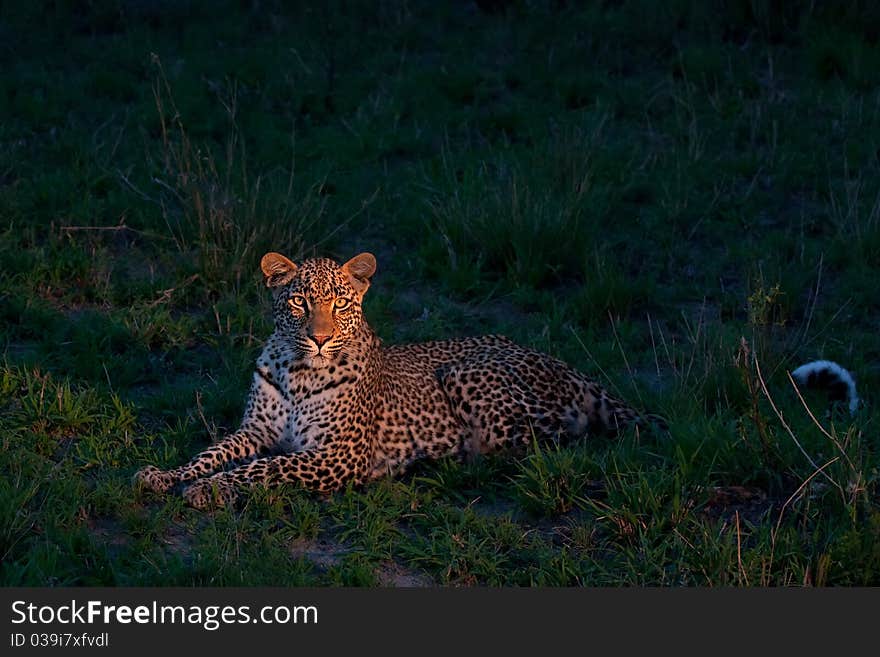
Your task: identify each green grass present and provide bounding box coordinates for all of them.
[2,0,880,586]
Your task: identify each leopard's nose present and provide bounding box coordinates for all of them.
[311,334,332,347]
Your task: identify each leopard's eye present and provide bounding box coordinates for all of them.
[288,295,307,309]
[333,298,351,311]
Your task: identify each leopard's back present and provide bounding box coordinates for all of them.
[368,334,645,476]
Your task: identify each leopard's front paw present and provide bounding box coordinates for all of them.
[134,465,178,495]
[182,476,237,510]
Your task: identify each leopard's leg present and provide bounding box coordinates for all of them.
[135,368,289,495]
[182,439,371,509]
[134,429,278,494]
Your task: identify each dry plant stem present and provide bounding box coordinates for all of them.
[797,298,853,354]
[568,327,624,400]
[769,456,840,571]
[146,274,200,309]
[735,510,749,586]
[195,391,218,443]
[682,300,706,387]
[798,253,823,347]
[737,338,770,454]
[608,310,643,405]
[60,223,173,242]
[753,354,844,498]
[115,168,159,204]
[786,371,857,473]
[646,312,661,378]
[60,225,128,233]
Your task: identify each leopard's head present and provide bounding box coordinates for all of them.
[260,252,376,367]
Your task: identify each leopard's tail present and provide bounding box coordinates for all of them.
[637,412,669,433]
[791,360,859,415]
[582,385,668,435]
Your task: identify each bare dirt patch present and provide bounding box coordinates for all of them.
[374,560,434,587]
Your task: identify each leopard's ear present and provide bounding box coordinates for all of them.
[341,252,377,297]
[260,252,298,288]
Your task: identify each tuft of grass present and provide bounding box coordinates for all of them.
[510,440,600,516]
[421,119,611,289]
[148,56,334,288]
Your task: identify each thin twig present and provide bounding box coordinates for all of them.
[656,317,676,378]
[771,456,839,548]
[799,253,823,346]
[569,327,624,400]
[735,511,749,586]
[116,168,159,204]
[195,390,218,443]
[754,354,844,497]
[608,310,643,405]
[60,222,174,242]
[682,299,706,388]
[787,371,856,472]
[647,312,661,377]
[313,185,381,249]
[60,225,129,233]
[151,175,185,204]
[146,273,200,308]
[797,297,853,353]
[289,47,314,76]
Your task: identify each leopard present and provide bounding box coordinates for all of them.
[134,251,665,509]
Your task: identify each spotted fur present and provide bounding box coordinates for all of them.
[134,252,660,508]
